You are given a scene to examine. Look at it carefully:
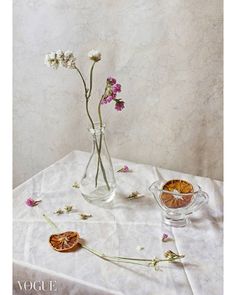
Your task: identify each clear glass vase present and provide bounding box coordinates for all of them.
[80,124,116,205]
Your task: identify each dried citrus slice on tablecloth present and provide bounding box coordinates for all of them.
[161,179,193,208]
[49,231,80,252]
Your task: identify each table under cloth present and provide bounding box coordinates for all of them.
[13,151,223,295]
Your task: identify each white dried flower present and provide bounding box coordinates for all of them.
[64,205,73,213]
[72,182,80,189]
[44,52,59,69]
[56,50,64,59]
[56,50,64,65]
[54,208,64,215]
[66,58,76,69]
[88,49,101,62]
[45,50,76,69]
[64,50,73,58]
[80,213,92,220]
[127,191,145,200]
[63,51,76,69]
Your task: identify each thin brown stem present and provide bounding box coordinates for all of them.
[88,62,96,99]
[75,65,110,190]
[42,214,60,232]
[95,89,107,186]
[75,66,88,97]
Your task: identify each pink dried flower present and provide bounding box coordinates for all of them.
[25,197,41,207]
[115,100,125,111]
[123,165,129,172]
[101,95,114,104]
[162,233,169,242]
[112,83,121,94]
[106,95,114,103]
[100,98,107,104]
[107,77,116,85]
[117,165,131,172]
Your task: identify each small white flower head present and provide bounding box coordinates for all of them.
[63,51,76,69]
[64,50,73,58]
[44,52,59,69]
[88,49,101,62]
[56,50,64,65]
[56,50,64,60]
[45,50,76,69]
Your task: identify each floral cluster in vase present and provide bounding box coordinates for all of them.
[45,49,125,204]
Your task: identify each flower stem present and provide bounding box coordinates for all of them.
[88,62,96,99]
[75,65,110,191]
[42,214,60,232]
[75,66,88,97]
[85,98,95,129]
[82,244,151,266]
[85,97,110,191]
[81,244,184,268]
[95,90,107,186]
[94,135,110,190]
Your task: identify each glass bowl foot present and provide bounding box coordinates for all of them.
[162,214,189,227]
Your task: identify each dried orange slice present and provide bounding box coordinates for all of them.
[49,231,80,252]
[161,179,193,208]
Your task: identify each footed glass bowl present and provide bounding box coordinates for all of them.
[149,179,209,227]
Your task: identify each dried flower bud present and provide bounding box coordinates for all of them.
[117,165,131,173]
[64,205,73,213]
[72,182,80,189]
[54,209,64,215]
[56,50,64,60]
[44,52,59,69]
[128,191,144,200]
[25,198,41,207]
[164,250,184,260]
[162,233,169,242]
[114,100,125,111]
[80,213,92,220]
[107,77,116,85]
[88,49,101,62]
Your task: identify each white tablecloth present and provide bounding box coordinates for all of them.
[13,151,223,295]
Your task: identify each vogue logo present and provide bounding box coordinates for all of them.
[17,280,57,292]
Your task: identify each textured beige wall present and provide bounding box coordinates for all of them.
[13,0,223,187]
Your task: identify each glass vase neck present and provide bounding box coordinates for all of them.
[89,123,105,136]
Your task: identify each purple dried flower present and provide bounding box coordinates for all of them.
[115,100,125,111]
[123,165,129,172]
[107,77,116,85]
[162,233,169,242]
[117,165,131,173]
[25,197,41,207]
[106,95,114,103]
[112,83,121,94]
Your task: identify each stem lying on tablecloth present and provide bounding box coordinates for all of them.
[42,214,185,270]
[81,243,184,270]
